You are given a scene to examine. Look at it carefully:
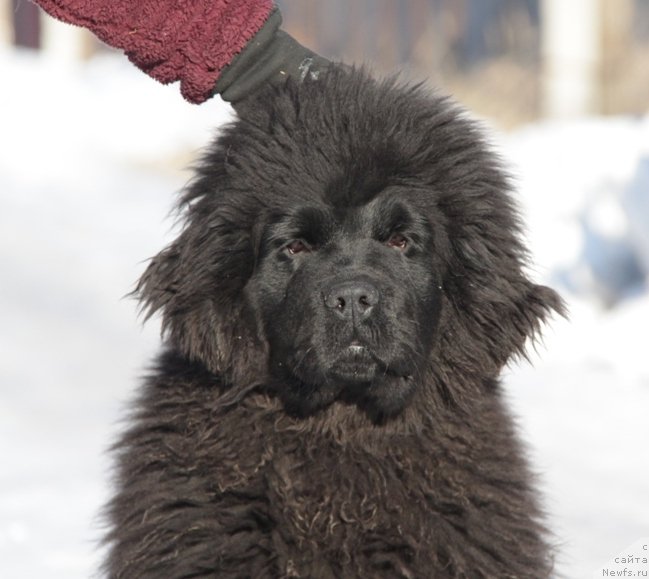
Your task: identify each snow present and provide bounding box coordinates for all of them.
[1,48,648,579]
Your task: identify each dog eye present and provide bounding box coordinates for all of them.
[286,240,311,255]
[386,233,408,250]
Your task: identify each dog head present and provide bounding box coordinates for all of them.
[137,68,563,420]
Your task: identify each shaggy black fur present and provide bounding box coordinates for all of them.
[103,68,564,578]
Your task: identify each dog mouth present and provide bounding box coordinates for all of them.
[330,341,408,383]
[332,342,377,381]
[347,342,367,355]
[275,339,417,418]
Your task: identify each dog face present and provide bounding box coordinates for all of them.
[136,68,563,421]
[247,192,444,417]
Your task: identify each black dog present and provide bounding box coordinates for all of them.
[104,68,563,578]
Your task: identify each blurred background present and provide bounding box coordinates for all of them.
[6,0,649,126]
[1,1,648,577]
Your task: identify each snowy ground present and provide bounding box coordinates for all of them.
[1,48,647,578]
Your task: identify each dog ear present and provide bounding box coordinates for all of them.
[438,219,566,380]
[135,210,269,388]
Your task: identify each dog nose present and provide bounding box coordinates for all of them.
[323,280,379,321]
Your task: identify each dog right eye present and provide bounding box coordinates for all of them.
[286,240,311,255]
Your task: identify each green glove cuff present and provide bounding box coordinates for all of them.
[215,8,330,104]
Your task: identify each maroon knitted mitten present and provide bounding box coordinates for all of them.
[32,0,274,103]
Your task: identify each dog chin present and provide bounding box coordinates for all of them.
[277,368,413,421]
[339,374,415,419]
[330,363,416,419]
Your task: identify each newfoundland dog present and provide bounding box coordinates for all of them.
[104,68,563,577]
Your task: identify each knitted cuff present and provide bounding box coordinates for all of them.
[214,8,330,104]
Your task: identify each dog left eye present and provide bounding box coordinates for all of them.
[386,233,408,250]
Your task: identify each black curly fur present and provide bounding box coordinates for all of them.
[103,67,564,578]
